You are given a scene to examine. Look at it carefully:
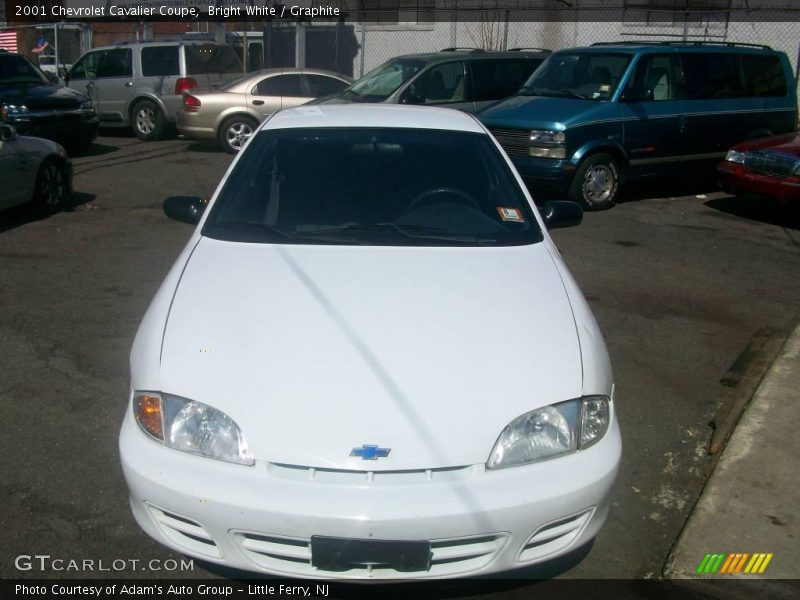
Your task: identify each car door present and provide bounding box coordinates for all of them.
[66,50,104,109]
[247,74,306,119]
[0,132,34,209]
[93,48,133,124]
[399,61,474,112]
[620,52,685,176]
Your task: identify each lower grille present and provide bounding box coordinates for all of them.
[488,127,532,156]
[147,504,222,558]
[743,151,799,178]
[518,508,593,563]
[234,531,507,578]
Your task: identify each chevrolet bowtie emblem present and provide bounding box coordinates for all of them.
[350,444,391,460]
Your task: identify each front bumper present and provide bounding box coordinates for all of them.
[120,406,621,579]
[717,161,800,204]
[508,155,575,195]
[7,111,99,145]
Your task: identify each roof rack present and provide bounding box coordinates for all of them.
[590,41,773,50]
[441,47,485,53]
[508,47,551,53]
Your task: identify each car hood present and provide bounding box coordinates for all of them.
[732,132,800,155]
[0,82,87,109]
[479,94,612,130]
[160,237,583,470]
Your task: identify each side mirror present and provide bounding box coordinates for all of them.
[46,72,59,85]
[0,124,18,141]
[400,85,425,105]
[164,195,207,225]
[541,200,583,229]
[58,67,68,80]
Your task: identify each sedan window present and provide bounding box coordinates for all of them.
[204,127,542,247]
[256,74,307,97]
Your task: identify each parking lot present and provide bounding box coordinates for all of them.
[2,131,800,588]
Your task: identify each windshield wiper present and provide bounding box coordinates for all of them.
[304,223,494,245]
[519,87,590,100]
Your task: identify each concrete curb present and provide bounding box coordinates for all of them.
[663,325,800,598]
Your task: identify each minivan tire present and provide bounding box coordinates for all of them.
[219,115,259,154]
[132,100,166,141]
[569,153,619,211]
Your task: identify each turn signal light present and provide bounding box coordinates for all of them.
[134,393,164,441]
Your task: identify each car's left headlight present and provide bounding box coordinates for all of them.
[487,396,610,469]
[133,391,254,466]
[80,100,93,112]
[725,149,746,164]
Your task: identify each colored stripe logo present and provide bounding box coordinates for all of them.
[696,553,773,574]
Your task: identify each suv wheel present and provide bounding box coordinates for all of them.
[569,153,619,210]
[33,158,69,213]
[219,115,258,154]
[132,100,166,141]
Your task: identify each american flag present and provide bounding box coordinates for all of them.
[0,30,18,53]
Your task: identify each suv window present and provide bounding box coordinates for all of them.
[741,54,787,97]
[625,54,676,101]
[405,62,466,105]
[304,74,348,97]
[97,49,132,79]
[256,74,307,97]
[681,53,742,99]
[70,50,102,80]
[470,59,540,101]
[141,46,180,77]
[185,44,242,75]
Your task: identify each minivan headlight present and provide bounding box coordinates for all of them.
[529,129,566,158]
[725,149,746,164]
[133,392,254,466]
[487,396,610,469]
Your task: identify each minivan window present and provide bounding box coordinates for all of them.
[343,59,424,102]
[405,61,465,104]
[141,46,180,77]
[185,44,242,75]
[521,52,631,100]
[625,54,676,101]
[471,59,539,101]
[741,54,788,97]
[204,127,542,247]
[97,49,132,79]
[681,53,742,99]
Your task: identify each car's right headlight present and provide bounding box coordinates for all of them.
[133,391,254,466]
[487,396,610,469]
[528,129,566,159]
[725,149,746,164]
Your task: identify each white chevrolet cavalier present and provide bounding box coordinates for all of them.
[120,105,621,579]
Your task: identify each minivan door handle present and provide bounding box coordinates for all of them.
[124,81,133,87]
[252,100,265,106]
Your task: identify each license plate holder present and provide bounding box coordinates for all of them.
[310,536,431,572]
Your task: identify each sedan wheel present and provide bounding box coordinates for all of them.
[219,116,258,154]
[34,159,69,212]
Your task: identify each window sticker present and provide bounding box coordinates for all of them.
[497,207,525,222]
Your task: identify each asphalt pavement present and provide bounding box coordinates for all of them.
[1,132,799,592]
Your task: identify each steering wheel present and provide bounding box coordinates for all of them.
[408,187,481,211]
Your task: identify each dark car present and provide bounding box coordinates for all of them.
[717,133,800,205]
[307,48,550,113]
[0,52,98,154]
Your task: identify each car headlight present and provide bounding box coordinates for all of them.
[133,392,254,466]
[1,103,28,120]
[529,129,566,159]
[725,149,746,165]
[487,396,610,469]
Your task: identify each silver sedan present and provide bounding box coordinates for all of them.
[0,124,72,213]
[176,68,352,153]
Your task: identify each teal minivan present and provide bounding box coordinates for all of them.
[479,42,797,209]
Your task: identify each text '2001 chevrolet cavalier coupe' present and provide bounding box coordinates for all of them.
[119,105,621,579]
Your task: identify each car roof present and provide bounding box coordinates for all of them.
[265,104,486,134]
[559,42,777,54]
[390,50,550,63]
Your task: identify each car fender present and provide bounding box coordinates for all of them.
[214,106,264,133]
[571,138,629,168]
[125,91,169,125]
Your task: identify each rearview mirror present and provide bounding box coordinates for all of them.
[540,200,583,229]
[164,196,206,224]
[0,124,18,141]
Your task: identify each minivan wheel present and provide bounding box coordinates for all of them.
[569,153,619,211]
[132,100,166,141]
[219,115,258,154]
[33,158,69,213]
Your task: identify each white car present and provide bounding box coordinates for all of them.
[120,105,621,579]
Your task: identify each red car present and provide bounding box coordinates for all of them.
[717,132,800,204]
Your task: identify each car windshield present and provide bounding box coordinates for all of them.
[342,59,424,102]
[203,127,542,247]
[0,54,49,86]
[520,52,631,100]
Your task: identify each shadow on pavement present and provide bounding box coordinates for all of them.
[0,191,97,234]
[77,142,119,157]
[617,173,721,204]
[704,195,800,231]
[186,141,224,154]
